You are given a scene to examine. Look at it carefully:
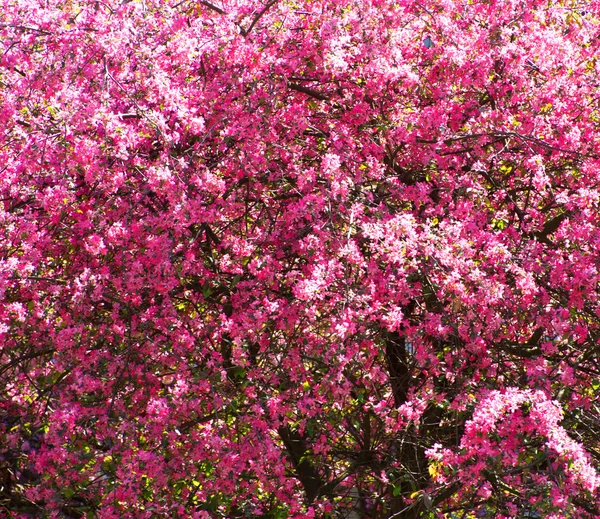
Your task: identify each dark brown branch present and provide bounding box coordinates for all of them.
[9,276,67,284]
[0,349,57,378]
[413,131,594,158]
[385,331,411,407]
[533,210,570,244]
[288,82,330,101]
[202,223,221,246]
[198,0,226,14]
[241,0,278,36]
[278,425,324,503]
[572,497,600,516]
[116,112,141,120]
[1,24,51,36]
[431,482,462,508]
[289,76,320,82]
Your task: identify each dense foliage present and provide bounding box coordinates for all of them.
[2,0,600,517]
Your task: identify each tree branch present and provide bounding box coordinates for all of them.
[198,0,226,15]
[288,82,330,101]
[278,425,325,503]
[241,0,278,36]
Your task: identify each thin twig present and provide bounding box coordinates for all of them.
[1,24,51,36]
[9,276,67,284]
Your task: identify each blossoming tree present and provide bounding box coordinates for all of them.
[1,0,600,517]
